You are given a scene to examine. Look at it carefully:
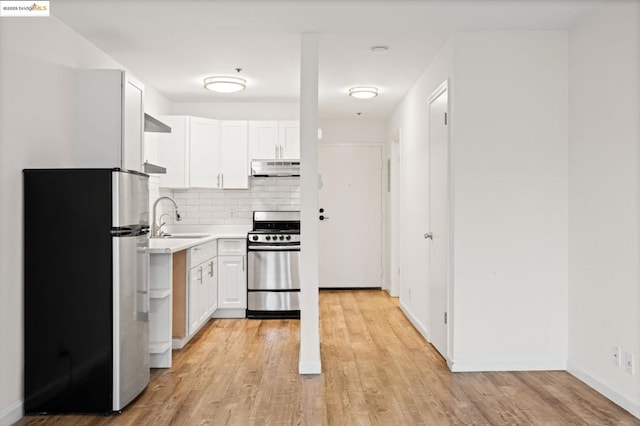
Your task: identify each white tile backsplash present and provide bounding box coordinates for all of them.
[161,177,300,226]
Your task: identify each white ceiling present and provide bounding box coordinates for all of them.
[53,0,605,120]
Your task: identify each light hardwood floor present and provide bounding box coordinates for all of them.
[18,290,639,425]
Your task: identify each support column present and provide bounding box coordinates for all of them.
[298,33,321,375]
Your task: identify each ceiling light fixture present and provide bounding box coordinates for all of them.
[370,46,389,54]
[348,86,378,99]
[203,75,246,94]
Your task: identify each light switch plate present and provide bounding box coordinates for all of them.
[624,352,634,375]
[612,346,621,367]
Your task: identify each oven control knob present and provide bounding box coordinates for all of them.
[265,235,271,241]
[252,235,258,241]
[286,235,291,240]
[279,235,285,240]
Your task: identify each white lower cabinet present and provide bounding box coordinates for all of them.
[217,256,245,309]
[206,258,218,316]
[187,263,203,336]
[187,241,218,336]
[150,238,245,363]
[213,239,247,318]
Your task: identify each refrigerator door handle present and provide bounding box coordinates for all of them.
[112,224,150,237]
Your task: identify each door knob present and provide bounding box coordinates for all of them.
[424,232,433,239]
[319,215,329,221]
[319,208,324,213]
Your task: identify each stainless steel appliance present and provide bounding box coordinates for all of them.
[23,168,150,414]
[251,160,300,177]
[247,211,300,318]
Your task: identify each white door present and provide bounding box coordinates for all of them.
[427,81,449,359]
[389,134,401,297]
[318,145,383,288]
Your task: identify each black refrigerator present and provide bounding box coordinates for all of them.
[23,168,150,414]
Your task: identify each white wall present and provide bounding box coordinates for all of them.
[318,120,386,144]
[388,39,455,338]
[172,102,298,120]
[451,32,569,370]
[0,17,170,425]
[388,32,569,371]
[567,1,640,416]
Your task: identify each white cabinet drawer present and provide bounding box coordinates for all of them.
[217,239,246,255]
[189,240,217,266]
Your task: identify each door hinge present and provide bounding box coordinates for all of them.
[444,112,448,125]
[444,311,448,324]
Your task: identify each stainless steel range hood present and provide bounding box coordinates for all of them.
[251,160,300,177]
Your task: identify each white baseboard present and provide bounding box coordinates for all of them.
[0,399,22,426]
[299,361,321,375]
[399,302,453,366]
[568,362,640,419]
[451,358,566,372]
[399,301,430,342]
[399,302,567,373]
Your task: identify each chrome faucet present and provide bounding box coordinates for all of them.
[157,213,174,237]
[152,196,182,237]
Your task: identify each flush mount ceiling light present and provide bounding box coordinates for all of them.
[370,46,389,54]
[203,76,246,93]
[348,86,378,99]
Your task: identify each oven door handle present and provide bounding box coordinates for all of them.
[248,245,300,251]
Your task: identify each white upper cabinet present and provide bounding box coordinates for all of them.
[278,121,300,159]
[220,121,249,189]
[122,75,144,172]
[156,116,189,188]
[157,117,248,189]
[249,121,279,159]
[248,121,300,161]
[190,117,221,188]
[75,70,145,172]
[157,116,220,188]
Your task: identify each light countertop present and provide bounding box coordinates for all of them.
[148,225,250,254]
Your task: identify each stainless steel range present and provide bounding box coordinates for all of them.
[247,211,300,319]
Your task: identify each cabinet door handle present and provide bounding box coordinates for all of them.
[221,173,224,188]
[209,260,214,277]
[275,145,278,159]
[198,267,203,283]
[242,256,245,271]
[217,173,220,188]
[279,145,283,158]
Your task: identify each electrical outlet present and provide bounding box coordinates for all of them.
[612,346,621,367]
[624,352,635,375]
